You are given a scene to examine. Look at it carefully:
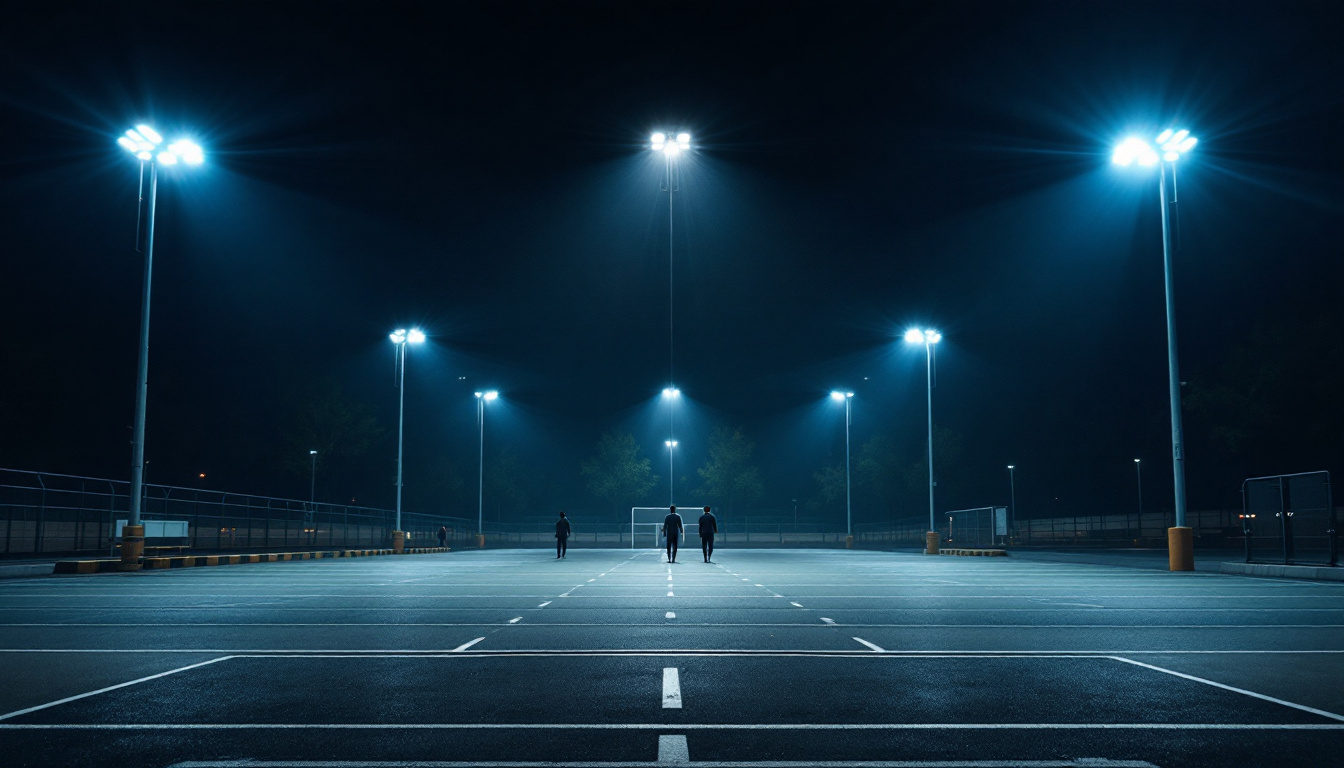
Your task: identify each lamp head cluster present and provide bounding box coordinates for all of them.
[1112,129,1197,167]
[475,390,499,401]
[651,131,691,157]
[665,440,678,448]
[389,328,426,345]
[117,125,204,165]
[662,387,681,398]
[904,328,942,345]
[830,391,854,401]
[1007,464,1015,470]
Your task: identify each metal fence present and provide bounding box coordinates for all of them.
[0,468,477,556]
[856,508,1245,549]
[1242,471,1336,566]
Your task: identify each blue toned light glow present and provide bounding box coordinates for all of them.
[406,328,426,344]
[662,387,681,398]
[830,391,853,401]
[389,329,408,344]
[135,125,163,145]
[475,390,499,401]
[1112,137,1158,167]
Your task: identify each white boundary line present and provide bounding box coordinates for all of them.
[0,722,1339,731]
[451,637,485,652]
[0,656,234,722]
[853,638,885,653]
[1110,656,1344,722]
[0,648,1341,655]
[7,623,1342,628]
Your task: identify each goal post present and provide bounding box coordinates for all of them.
[630,506,711,550]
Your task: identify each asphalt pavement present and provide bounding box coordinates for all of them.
[0,547,1340,767]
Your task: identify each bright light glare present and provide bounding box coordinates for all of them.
[117,136,137,152]
[903,328,924,343]
[389,329,408,344]
[136,151,152,161]
[904,328,941,344]
[168,140,205,165]
[1112,137,1158,167]
[676,132,690,148]
[1156,129,1173,145]
[663,143,681,157]
[1008,465,1015,469]
[136,125,164,145]
[830,391,853,401]
[156,152,178,166]
[665,440,678,448]
[406,328,426,344]
[651,132,666,148]
[662,387,681,398]
[483,390,498,401]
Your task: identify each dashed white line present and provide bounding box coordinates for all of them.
[665,612,676,619]
[853,637,886,653]
[508,617,522,624]
[661,668,682,709]
[537,601,551,608]
[791,602,804,608]
[821,618,836,624]
[451,637,484,652]
[657,733,690,762]
[667,591,675,597]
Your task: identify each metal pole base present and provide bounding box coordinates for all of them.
[117,524,144,572]
[845,535,854,549]
[1167,526,1194,571]
[477,534,486,549]
[924,531,940,555]
[391,530,405,554]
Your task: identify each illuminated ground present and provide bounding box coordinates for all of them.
[0,548,1340,767]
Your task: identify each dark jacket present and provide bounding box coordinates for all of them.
[555,518,571,538]
[662,512,684,539]
[698,513,717,537]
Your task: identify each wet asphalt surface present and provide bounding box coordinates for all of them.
[0,547,1340,767]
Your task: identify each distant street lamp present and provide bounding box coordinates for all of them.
[1113,128,1198,570]
[309,450,318,505]
[389,328,425,544]
[665,440,679,504]
[904,328,942,549]
[830,391,854,545]
[475,390,498,545]
[1134,458,1143,538]
[1007,464,1017,535]
[662,387,681,503]
[116,124,203,571]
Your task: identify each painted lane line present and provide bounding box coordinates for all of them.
[754,584,763,587]
[657,733,690,763]
[665,612,676,619]
[1110,655,1344,722]
[587,579,596,583]
[508,617,522,624]
[19,723,1341,732]
[853,637,886,653]
[820,617,836,624]
[0,656,234,722]
[790,602,804,608]
[451,637,485,652]
[662,668,682,709]
[667,591,675,597]
[538,601,552,608]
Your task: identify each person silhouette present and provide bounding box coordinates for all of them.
[555,511,571,559]
[698,506,717,562]
[661,505,683,563]
[437,525,447,548]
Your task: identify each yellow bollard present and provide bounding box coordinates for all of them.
[477,533,486,549]
[924,531,940,555]
[1168,527,1194,571]
[392,530,406,554]
[117,524,144,572]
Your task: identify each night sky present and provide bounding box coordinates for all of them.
[2,1,1341,525]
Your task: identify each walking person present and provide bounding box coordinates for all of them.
[662,505,683,563]
[698,506,717,562]
[555,510,571,559]
[437,525,447,549]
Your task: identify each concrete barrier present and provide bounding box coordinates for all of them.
[1220,562,1343,582]
[938,548,1008,557]
[55,547,450,575]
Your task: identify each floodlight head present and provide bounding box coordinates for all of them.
[389,329,408,344]
[310,450,318,455]
[167,139,205,165]
[483,390,498,401]
[136,125,164,145]
[1134,458,1141,463]
[651,132,666,150]
[676,132,690,149]
[156,152,178,166]
[903,328,924,344]
[665,440,678,448]
[1112,137,1159,167]
[406,328,426,344]
[1008,465,1015,470]
[662,387,680,398]
[927,330,942,344]
[830,391,846,401]
[663,143,681,157]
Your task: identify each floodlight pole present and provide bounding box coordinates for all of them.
[127,160,159,532]
[1158,164,1187,533]
[477,394,486,539]
[309,450,318,505]
[923,338,936,535]
[394,339,408,532]
[1007,465,1016,534]
[844,394,852,544]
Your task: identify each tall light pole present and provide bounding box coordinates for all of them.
[1134,458,1143,538]
[904,328,942,552]
[116,125,203,572]
[309,450,318,505]
[664,440,679,503]
[662,387,680,503]
[653,131,690,476]
[389,327,425,550]
[475,390,498,547]
[1114,128,1198,571]
[1007,464,1017,536]
[830,391,854,546]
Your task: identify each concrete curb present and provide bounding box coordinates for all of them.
[52,547,451,575]
[1220,561,1344,582]
[938,548,1008,557]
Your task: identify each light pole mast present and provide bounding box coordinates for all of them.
[1007,464,1016,534]
[475,391,497,548]
[388,328,425,551]
[831,391,854,546]
[116,125,203,572]
[905,328,941,552]
[653,131,690,499]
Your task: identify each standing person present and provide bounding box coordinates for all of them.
[662,505,683,563]
[437,525,447,549]
[555,511,571,559]
[698,506,718,562]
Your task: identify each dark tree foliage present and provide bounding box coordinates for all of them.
[581,431,658,514]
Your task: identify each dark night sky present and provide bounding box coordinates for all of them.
[2,1,1341,523]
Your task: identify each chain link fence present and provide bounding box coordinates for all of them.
[1242,471,1336,566]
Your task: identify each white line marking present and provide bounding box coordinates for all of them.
[667,591,674,596]
[657,733,689,762]
[8,723,1338,732]
[0,656,233,722]
[538,601,551,608]
[666,612,676,619]
[662,668,682,709]
[4,648,1343,656]
[508,617,522,624]
[853,637,885,653]
[158,760,1163,768]
[451,637,484,652]
[791,602,803,608]
[587,579,596,583]
[754,584,763,587]
[1111,655,1344,722]
[820,617,836,624]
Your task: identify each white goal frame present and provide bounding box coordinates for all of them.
[630,506,709,550]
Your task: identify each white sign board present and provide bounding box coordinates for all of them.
[114,520,189,539]
[994,507,1008,537]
